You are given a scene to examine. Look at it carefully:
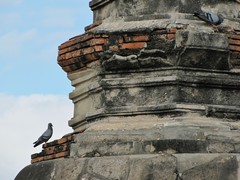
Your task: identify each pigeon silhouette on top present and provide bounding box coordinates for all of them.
[33,123,53,148]
[194,12,224,25]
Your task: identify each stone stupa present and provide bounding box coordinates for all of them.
[16,0,240,179]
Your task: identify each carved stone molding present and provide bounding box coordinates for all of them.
[89,0,240,23]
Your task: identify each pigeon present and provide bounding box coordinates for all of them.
[33,123,53,148]
[194,12,224,25]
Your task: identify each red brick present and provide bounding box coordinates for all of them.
[120,42,146,49]
[42,151,69,161]
[59,59,85,71]
[58,58,78,67]
[69,63,83,71]
[118,38,124,44]
[44,144,69,155]
[31,157,44,164]
[59,39,75,50]
[90,38,107,46]
[230,45,240,51]
[229,39,240,45]
[133,35,150,42]
[57,137,68,144]
[31,153,40,159]
[230,34,240,40]
[43,154,55,161]
[85,53,100,61]
[62,66,78,73]
[94,45,103,52]
[64,41,91,53]
[82,47,95,55]
[57,54,66,61]
[65,50,82,60]
[62,66,72,73]
[124,35,150,42]
[109,45,119,51]
[85,21,102,31]
[74,33,94,44]
[44,146,55,155]
[56,144,69,153]
[168,27,177,33]
[166,34,176,40]
[54,151,69,158]
[58,48,69,55]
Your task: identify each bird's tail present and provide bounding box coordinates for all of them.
[33,140,41,147]
[33,142,40,148]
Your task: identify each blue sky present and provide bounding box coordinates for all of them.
[0,1,92,179]
[0,0,92,95]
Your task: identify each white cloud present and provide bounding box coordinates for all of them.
[0,93,73,180]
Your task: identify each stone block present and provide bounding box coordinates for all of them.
[176,30,230,70]
[181,155,238,180]
[127,155,177,180]
[15,161,55,180]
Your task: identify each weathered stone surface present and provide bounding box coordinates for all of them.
[181,155,238,180]
[68,116,240,158]
[90,0,240,23]
[15,161,54,180]
[16,155,177,180]
[127,155,176,180]
[68,59,240,131]
[176,31,230,70]
[16,153,240,180]
[16,0,240,179]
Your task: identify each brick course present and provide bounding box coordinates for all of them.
[57,25,240,73]
[31,133,75,164]
[120,42,146,49]
[228,29,240,67]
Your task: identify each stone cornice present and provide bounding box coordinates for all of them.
[89,0,115,10]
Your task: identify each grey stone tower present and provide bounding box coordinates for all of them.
[16,0,240,179]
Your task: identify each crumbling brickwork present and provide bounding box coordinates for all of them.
[58,25,240,74]
[31,133,74,164]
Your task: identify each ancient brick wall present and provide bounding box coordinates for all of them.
[58,24,240,74]
[31,133,75,164]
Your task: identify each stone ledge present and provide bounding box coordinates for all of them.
[88,0,240,24]
[30,115,240,165]
[89,0,114,10]
[15,153,239,180]
[69,116,240,159]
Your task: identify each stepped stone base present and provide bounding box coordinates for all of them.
[16,114,240,180]
[71,115,240,156]
[15,154,239,180]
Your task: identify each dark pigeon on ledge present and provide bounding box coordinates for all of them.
[33,123,53,148]
[194,12,224,25]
